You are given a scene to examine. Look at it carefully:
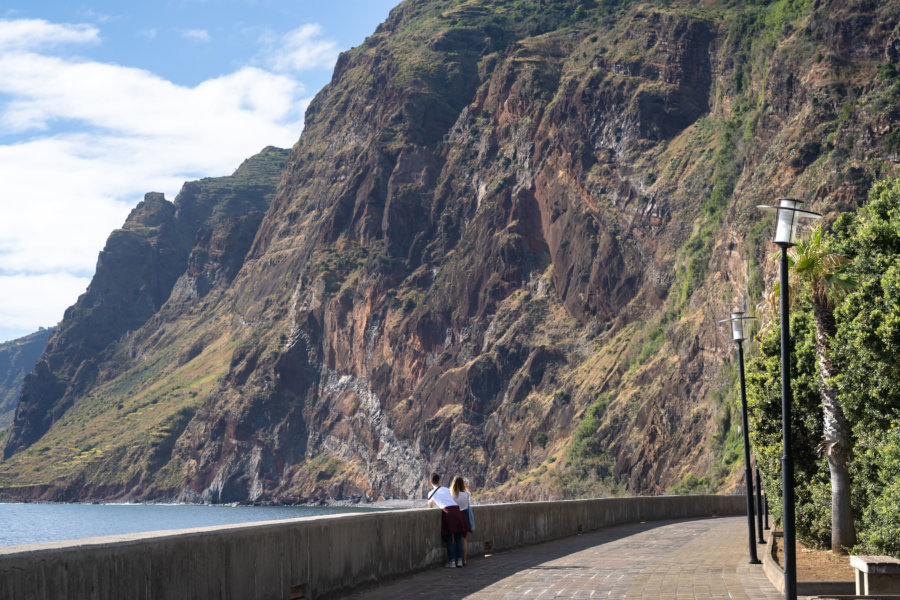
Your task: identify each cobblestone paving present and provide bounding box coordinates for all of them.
[340,517,785,599]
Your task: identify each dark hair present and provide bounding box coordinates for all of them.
[430,472,441,485]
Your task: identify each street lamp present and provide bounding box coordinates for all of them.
[756,467,765,542]
[719,310,760,565]
[757,197,822,600]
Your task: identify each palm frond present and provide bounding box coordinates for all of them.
[786,224,856,309]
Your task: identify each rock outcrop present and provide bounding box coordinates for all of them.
[0,328,54,431]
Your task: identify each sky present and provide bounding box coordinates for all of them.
[0,0,399,343]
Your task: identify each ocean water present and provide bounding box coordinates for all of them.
[0,502,383,547]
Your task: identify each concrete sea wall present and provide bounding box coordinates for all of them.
[0,495,743,600]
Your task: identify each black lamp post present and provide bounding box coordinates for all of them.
[757,197,822,600]
[719,310,760,565]
[756,467,765,542]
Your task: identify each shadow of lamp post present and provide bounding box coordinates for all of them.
[719,310,761,565]
[757,197,822,600]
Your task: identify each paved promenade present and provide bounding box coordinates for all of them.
[342,516,785,599]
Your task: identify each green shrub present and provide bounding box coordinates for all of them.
[877,63,898,81]
[831,179,900,556]
[669,473,713,495]
[553,389,571,404]
[747,310,831,548]
[852,428,900,556]
[566,397,612,479]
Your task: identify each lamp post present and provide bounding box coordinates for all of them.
[757,198,822,600]
[719,310,760,565]
[756,467,765,542]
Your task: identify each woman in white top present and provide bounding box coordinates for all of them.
[427,472,465,567]
[450,476,472,566]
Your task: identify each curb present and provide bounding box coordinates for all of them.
[762,531,855,596]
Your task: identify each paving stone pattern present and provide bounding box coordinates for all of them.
[340,516,785,599]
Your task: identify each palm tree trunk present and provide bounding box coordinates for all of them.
[812,301,856,553]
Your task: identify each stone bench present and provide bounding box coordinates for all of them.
[851,555,900,595]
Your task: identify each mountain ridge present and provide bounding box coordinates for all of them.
[0,328,54,431]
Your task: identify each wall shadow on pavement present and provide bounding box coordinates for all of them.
[338,517,725,600]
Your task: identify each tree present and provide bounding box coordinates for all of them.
[765,224,856,553]
[830,178,900,556]
[749,178,900,558]
[746,311,832,548]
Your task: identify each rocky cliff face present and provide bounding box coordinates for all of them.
[1,0,898,502]
[0,328,54,431]
[0,147,288,490]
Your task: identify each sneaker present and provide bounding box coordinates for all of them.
[444,561,455,568]
[456,560,462,568]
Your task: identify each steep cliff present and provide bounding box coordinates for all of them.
[1,0,898,502]
[0,147,288,495]
[0,328,54,431]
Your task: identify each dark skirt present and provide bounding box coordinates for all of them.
[460,508,471,537]
[440,505,466,537]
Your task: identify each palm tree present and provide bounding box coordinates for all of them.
[765,224,857,554]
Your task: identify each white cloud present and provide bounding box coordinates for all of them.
[0,53,304,136]
[182,28,211,43]
[138,28,157,40]
[77,9,114,24]
[0,18,99,51]
[0,273,91,331]
[0,18,321,341]
[263,23,339,72]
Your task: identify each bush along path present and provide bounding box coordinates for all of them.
[748,178,900,558]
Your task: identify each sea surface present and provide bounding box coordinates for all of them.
[0,502,385,547]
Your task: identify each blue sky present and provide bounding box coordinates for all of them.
[0,0,399,343]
